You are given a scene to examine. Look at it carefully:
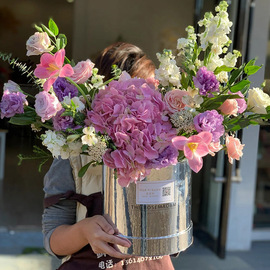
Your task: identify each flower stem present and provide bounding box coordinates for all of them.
[66,77,92,108]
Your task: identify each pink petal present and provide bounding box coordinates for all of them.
[34,66,51,79]
[43,78,56,91]
[172,136,187,150]
[183,145,193,160]
[196,143,210,157]
[54,49,65,67]
[188,153,203,173]
[198,131,213,145]
[40,53,54,66]
[59,64,74,77]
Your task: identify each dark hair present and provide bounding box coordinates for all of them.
[94,42,155,81]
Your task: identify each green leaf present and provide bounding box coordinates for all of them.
[61,111,73,117]
[244,65,261,76]
[9,110,37,125]
[230,80,250,93]
[34,24,43,32]
[48,18,59,36]
[245,58,257,67]
[228,64,244,86]
[41,24,55,37]
[214,65,235,75]
[78,162,91,178]
[201,94,241,111]
[81,144,88,152]
[57,34,67,49]
[266,106,270,113]
[181,72,189,89]
[67,134,81,143]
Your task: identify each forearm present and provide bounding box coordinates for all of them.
[50,221,88,256]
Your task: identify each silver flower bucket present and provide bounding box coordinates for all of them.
[102,161,193,256]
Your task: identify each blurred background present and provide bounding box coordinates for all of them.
[0,0,269,269]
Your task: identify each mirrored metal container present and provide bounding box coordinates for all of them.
[103,161,193,256]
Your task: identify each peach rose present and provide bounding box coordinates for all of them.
[208,141,223,156]
[219,99,238,116]
[164,89,189,113]
[26,32,54,56]
[226,135,245,164]
[70,59,95,84]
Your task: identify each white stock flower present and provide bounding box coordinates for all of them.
[41,130,67,158]
[81,126,98,146]
[3,80,21,92]
[155,50,181,88]
[247,88,270,114]
[198,2,232,55]
[62,96,85,112]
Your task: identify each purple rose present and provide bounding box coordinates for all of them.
[53,77,78,102]
[0,90,28,118]
[52,108,74,131]
[193,66,219,96]
[194,110,224,142]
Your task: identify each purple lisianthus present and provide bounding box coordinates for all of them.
[52,108,74,131]
[53,77,78,102]
[193,66,219,96]
[0,90,28,119]
[194,110,224,142]
[147,145,178,169]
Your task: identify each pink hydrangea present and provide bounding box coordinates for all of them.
[87,78,177,186]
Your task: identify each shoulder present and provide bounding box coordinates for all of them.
[44,158,75,197]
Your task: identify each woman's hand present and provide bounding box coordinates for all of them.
[50,215,132,259]
[78,215,132,258]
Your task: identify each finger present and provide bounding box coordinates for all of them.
[111,243,133,259]
[98,242,131,259]
[100,232,131,248]
[103,214,119,234]
[96,216,115,235]
[115,234,132,246]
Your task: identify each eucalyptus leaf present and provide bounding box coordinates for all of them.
[48,18,59,36]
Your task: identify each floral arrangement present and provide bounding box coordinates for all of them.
[1,1,270,186]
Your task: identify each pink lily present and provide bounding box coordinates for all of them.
[34,49,74,91]
[172,131,212,173]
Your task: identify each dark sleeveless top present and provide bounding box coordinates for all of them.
[44,191,175,270]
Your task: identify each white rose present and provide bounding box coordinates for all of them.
[3,80,21,92]
[26,32,54,56]
[247,88,270,114]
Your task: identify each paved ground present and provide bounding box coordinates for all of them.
[0,230,269,270]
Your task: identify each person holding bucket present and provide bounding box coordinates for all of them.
[42,42,175,269]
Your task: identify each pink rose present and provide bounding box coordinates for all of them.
[208,141,222,156]
[233,91,247,113]
[164,89,189,113]
[226,135,245,164]
[219,99,238,116]
[26,32,54,56]
[70,59,95,84]
[34,91,62,122]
